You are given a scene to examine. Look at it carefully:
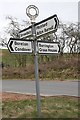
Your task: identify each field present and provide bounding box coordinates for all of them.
[1,49,80,80]
[2,92,80,119]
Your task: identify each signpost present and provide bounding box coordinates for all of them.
[8,38,33,53]
[7,5,59,118]
[26,5,41,117]
[19,14,59,39]
[35,15,59,37]
[38,41,60,54]
[20,26,32,39]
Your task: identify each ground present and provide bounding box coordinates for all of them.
[1,92,79,118]
[1,92,36,102]
[1,92,79,102]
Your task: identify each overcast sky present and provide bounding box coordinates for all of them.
[0,0,79,38]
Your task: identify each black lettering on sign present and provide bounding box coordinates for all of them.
[36,30,43,35]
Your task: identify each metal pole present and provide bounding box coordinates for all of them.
[31,22,41,117]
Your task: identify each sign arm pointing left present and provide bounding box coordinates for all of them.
[7,39,14,53]
[9,41,14,51]
[7,38,33,53]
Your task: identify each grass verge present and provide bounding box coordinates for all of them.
[2,95,79,119]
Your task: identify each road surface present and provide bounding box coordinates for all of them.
[2,80,79,97]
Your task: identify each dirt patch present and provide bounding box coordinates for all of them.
[2,92,36,102]
[2,92,80,102]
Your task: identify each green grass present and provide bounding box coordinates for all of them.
[2,96,79,118]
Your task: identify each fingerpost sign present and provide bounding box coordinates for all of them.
[8,38,33,53]
[7,5,59,118]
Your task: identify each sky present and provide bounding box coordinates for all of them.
[0,0,79,40]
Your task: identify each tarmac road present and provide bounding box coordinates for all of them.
[2,80,79,97]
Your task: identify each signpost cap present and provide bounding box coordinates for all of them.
[26,5,39,22]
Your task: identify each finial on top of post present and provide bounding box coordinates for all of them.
[26,5,39,24]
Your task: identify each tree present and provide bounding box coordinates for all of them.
[62,23,79,53]
[0,37,7,47]
[58,21,67,55]
[5,16,20,38]
[5,16,30,67]
[58,22,79,54]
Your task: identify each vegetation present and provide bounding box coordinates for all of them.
[2,49,79,80]
[0,16,80,80]
[2,96,79,118]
